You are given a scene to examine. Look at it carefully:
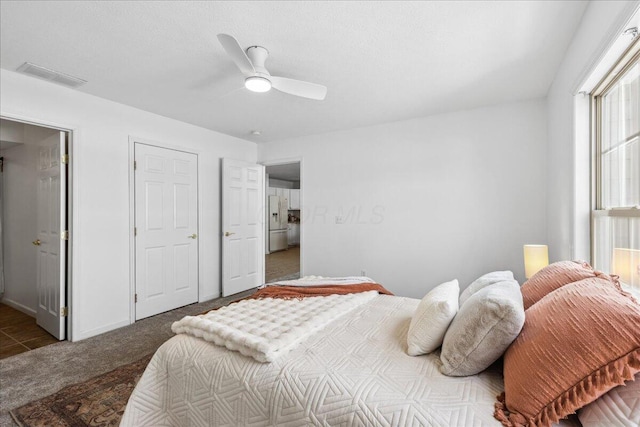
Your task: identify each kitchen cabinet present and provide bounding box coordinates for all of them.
[275,187,289,200]
[287,223,300,246]
[270,229,287,252]
[289,189,300,209]
[269,187,298,209]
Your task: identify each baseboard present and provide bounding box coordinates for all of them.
[0,297,36,317]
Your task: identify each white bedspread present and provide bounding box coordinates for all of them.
[122,295,580,426]
[171,291,378,362]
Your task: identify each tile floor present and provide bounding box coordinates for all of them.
[0,303,59,360]
[265,245,300,282]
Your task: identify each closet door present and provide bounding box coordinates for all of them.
[134,143,199,320]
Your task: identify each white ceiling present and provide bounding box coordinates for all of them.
[0,1,588,143]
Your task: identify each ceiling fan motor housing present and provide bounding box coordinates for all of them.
[246,46,270,78]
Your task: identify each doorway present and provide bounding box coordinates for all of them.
[0,118,70,356]
[265,162,301,282]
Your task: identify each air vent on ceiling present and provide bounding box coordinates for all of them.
[16,62,87,88]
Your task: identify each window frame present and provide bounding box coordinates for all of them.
[592,41,639,209]
[590,38,640,273]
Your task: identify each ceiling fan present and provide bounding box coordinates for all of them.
[217,33,327,101]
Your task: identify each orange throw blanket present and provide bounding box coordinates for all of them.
[249,283,393,300]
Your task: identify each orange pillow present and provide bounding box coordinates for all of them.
[520,261,596,309]
[495,277,640,427]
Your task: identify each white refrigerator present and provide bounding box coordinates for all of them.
[269,195,288,252]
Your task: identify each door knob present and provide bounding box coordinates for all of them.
[188,233,197,239]
[32,239,41,246]
[224,232,235,237]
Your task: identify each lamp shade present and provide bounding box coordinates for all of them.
[524,244,549,279]
[612,248,640,287]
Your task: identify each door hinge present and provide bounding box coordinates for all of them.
[134,227,137,236]
[62,154,69,165]
[61,230,69,240]
[133,160,137,170]
[135,294,138,303]
[60,307,68,317]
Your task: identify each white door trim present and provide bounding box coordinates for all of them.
[0,111,76,340]
[128,136,203,324]
[260,157,304,281]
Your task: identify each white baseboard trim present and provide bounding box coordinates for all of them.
[0,298,36,317]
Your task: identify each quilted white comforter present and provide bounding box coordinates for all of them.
[122,294,576,426]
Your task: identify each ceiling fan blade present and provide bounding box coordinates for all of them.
[270,76,327,101]
[217,33,255,75]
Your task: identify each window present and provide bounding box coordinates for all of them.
[592,39,640,292]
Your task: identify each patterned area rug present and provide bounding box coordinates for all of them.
[10,354,152,427]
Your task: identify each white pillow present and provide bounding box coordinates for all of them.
[406,279,459,356]
[459,270,514,307]
[578,374,640,427]
[440,280,524,377]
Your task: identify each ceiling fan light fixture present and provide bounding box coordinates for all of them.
[245,76,271,93]
[218,33,327,100]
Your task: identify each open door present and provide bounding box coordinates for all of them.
[221,158,264,296]
[35,131,67,340]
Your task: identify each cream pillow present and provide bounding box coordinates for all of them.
[406,279,459,356]
[440,280,524,377]
[459,270,514,307]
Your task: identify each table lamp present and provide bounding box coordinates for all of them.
[524,244,549,279]
[611,247,640,288]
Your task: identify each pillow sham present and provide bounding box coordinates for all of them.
[406,279,459,356]
[440,280,524,377]
[495,277,640,427]
[578,373,640,427]
[520,260,595,309]
[459,270,514,307]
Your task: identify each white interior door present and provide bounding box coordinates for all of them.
[135,143,198,320]
[36,131,66,340]
[222,158,264,296]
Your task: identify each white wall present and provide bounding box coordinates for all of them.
[0,70,257,340]
[0,118,25,145]
[0,124,58,314]
[0,144,36,313]
[546,0,639,262]
[259,99,547,297]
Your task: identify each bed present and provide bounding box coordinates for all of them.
[121,291,580,426]
[123,294,503,425]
